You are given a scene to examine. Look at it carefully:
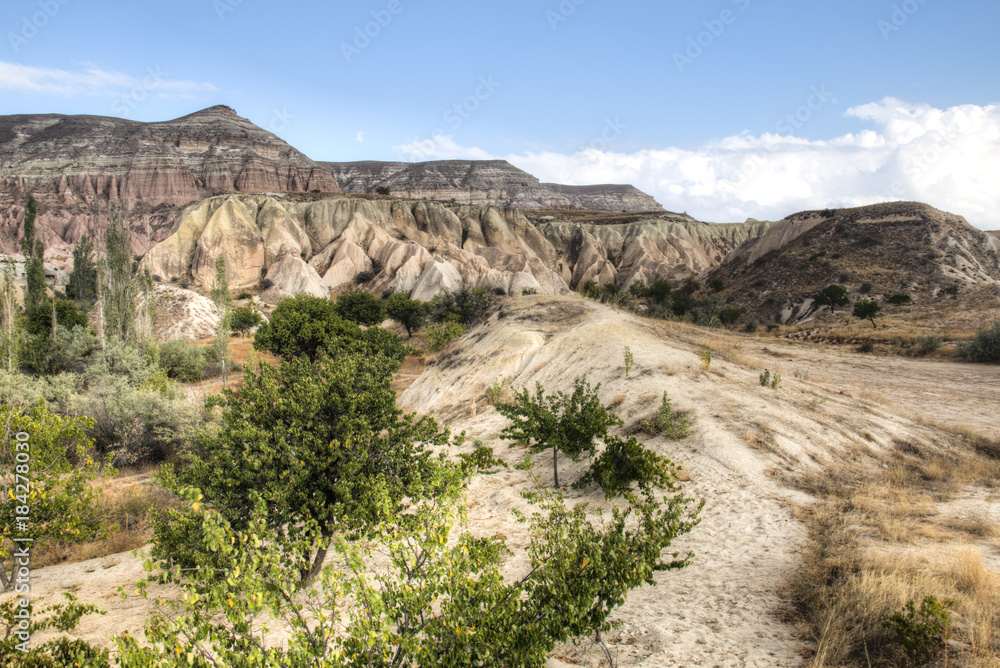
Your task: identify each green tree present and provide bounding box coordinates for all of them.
[19,196,36,260]
[814,284,850,314]
[67,234,98,304]
[24,239,46,319]
[229,305,263,337]
[959,321,1000,364]
[427,286,495,325]
[647,278,672,305]
[211,257,233,388]
[853,299,882,328]
[0,263,19,373]
[496,378,623,488]
[576,435,683,500]
[384,292,427,337]
[334,290,386,326]
[0,402,111,591]
[167,351,458,583]
[25,298,88,337]
[253,293,358,360]
[120,483,700,668]
[98,210,138,349]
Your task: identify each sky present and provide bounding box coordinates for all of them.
[1,0,998,228]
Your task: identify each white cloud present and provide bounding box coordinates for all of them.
[0,61,216,97]
[356,132,365,143]
[394,99,1000,229]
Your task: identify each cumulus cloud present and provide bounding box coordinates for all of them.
[0,61,216,97]
[393,99,1000,229]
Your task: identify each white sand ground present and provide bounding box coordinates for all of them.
[6,294,998,666]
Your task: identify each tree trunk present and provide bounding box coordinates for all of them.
[552,447,559,488]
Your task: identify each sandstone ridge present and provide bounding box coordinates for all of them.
[323,160,663,212]
[142,193,768,302]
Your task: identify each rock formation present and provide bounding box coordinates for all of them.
[323,160,663,212]
[142,193,769,303]
[706,202,1000,324]
[0,106,340,266]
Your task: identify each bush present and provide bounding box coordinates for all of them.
[375,185,391,196]
[426,321,466,353]
[158,339,213,382]
[580,280,600,299]
[628,279,648,298]
[575,435,682,499]
[355,269,375,284]
[647,278,672,305]
[720,306,745,326]
[253,294,361,361]
[860,282,874,294]
[641,392,690,439]
[521,288,539,296]
[888,294,912,305]
[917,335,942,355]
[236,291,253,301]
[334,291,386,326]
[944,284,961,298]
[883,596,953,664]
[959,321,1000,363]
[709,278,725,292]
[759,369,781,389]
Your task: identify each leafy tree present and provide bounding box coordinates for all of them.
[0,263,19,373]
[19,196,36,260]
[67,234,98,304]
[427,286,495,325]
[496,378,622,488]
[25,298,88,337]
[24,239,46,319]
[888,293,912,305]
[167,351,458,583]
[211,257,233,388]
[0,402,111,591]
[384,292,427,337]
[853,299,882,328]
[580,280,600,299]
[647,278,672,305]
[720,306,746,326]
[426,321,466,352]
[229,305,263,337]
[813,284,850,314]
[334,290,386,326]
[120,483,700,668]
[98,210,143,350]
[253,294,358,361]
[628,279,648,298]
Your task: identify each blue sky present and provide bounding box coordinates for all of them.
[2,0,999,227]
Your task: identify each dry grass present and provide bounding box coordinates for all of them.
[31,467,180,569]
[791,437,1000,667]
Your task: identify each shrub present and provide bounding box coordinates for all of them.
[426,321,467,352]
[944,284,961,298]
[236,291,253,301]
[624,346,634,378]
[889,294,912,305]
[580,280,600,299]
[229,305,263,337]
[696,348,712,370]
[720,306,746,326]
[759,369,781,389]
[647,278,672,305]
[709,278,725,292]
[743,322,758,334]
[641,392,690,439]
[334,291,386,327]
[858,340,876,353]
[259,278,273,290]
[860,282,874,294]
[959,321,1000,363]
[486,377,507,405]
[355,269,375,284]
[521,288,539,295]
[375,185,391,196]
[628,279,648,298]
[576,435,683,499]
[496,378,622,488]
[158,339,213,382]
[917,335,942,355]
[883,596,953,665]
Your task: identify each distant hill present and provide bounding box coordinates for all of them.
[704,202,1000,325]
[0,106,339,262]
[322,160,663,212]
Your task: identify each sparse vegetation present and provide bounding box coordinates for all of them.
[883,596,953,665]
[959,321,1000,363]
[853,299,882,328]
[576,435,685,500]
[426,321,467,352]
[624,345,634,378]
[889,294,913,306]
[641,392,690,439]
[697,348,712,370]
[759,369,781,389]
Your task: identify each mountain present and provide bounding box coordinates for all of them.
[322,160,663,212]
[704,202,1000,324]
[141,192,766,302]
[0,106,340,263]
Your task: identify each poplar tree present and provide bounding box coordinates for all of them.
[211,256,232,388]
[0,263,19,372]
[19,195,36,259]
